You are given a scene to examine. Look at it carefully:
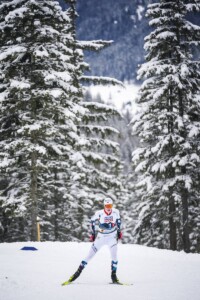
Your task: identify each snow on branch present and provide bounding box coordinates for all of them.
[80,76,124,87]
[78,40,113,51]
[79,124,119,135]
[83,101,120,114]
[0,45,26,61]
[186,3,200,12]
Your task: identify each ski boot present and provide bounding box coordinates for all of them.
[111,269,120,284]
[69,261,87,283]
[111,261,120,284]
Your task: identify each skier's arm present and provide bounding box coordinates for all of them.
[116,218,121,231]
[116,211,122,239]
[89,211,99,241]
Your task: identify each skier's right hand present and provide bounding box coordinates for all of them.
[89,234,95,242]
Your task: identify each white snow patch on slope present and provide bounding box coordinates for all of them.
[0,242,200,300]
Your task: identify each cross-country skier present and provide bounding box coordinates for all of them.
[65,198,122,284]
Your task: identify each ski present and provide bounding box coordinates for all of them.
[109,282,133,286]
[61,280,133,286]
[61,276,74,286]
[61,280,72,286]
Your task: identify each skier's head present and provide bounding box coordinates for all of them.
[104,198,113,213]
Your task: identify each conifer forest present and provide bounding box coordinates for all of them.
[0,0,200,253]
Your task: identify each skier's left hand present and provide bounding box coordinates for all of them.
[117,231,122,240]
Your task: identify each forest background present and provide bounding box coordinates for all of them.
[0,0,200,253]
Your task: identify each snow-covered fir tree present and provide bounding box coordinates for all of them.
[73,98,122,239]
[0,0,87,241]
[0,0,124,242]
[106,101,139,243]
[82,91,138,243]
[132,0,200,252]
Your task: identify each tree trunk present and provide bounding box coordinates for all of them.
[175,4,190,253]
[54,171,59,241]
[30,150,38,241]
[178,89,190,253]
[181,169,190,253]
[169,195,177,250]
[167,93,177,251]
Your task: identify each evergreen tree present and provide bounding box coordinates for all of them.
[70,87,123,240]
[132,0,200,252]
[106,101,139,243]
[82,91,137,243]
[0,0,85,241]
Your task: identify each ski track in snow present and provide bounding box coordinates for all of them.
[0,242,200,300]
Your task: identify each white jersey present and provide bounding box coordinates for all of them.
[91,208,121,235]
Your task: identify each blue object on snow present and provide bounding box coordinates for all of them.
[21,246,38,251]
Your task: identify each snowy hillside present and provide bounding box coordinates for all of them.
[1,242,200,300]
[76,0,148,81]
[86,83,140,112]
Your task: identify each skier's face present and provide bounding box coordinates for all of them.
[104,204,113,213]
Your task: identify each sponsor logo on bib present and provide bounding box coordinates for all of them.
[104,216,113,222]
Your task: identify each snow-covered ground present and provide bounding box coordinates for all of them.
[87,83,140,112]
[1,242,200,300]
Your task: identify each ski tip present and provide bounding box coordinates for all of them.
[61,281,71,286]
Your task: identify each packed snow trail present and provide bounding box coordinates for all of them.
[0,242,200,300]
